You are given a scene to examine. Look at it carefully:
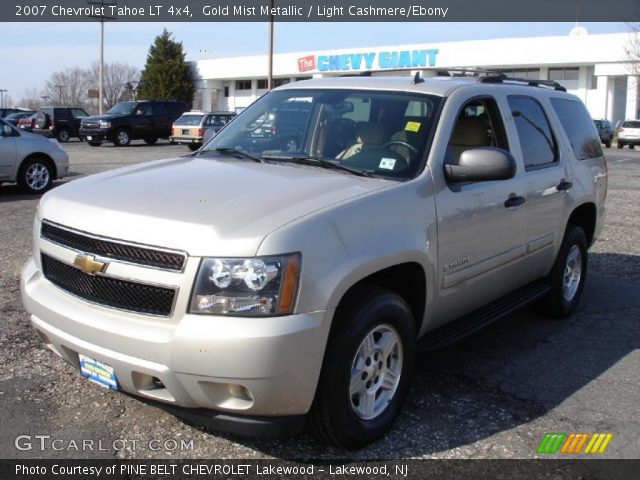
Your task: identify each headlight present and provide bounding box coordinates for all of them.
[189,254,300,316]
[98,120,111,128]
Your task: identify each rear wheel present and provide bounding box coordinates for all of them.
[537,224,588,318]
[310,286,416,449]
[18,157,54,194]
[188,143,201,152]
[56,129,70,143]
[144,137,158,145]
[114,128,131,147]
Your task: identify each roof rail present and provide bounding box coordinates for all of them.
[479,74,567,92]
[337,67,501,78]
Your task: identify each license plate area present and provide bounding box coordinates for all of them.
[79,354,118,391]
[182,129,189,135]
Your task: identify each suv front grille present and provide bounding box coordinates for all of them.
[41,254,176,316]
[81,121,100,129]
[41,222,186,271]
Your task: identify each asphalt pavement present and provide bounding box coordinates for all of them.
[0,140,638,459]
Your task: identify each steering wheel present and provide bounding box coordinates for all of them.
[381,140,418,155]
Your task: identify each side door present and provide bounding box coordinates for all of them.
[130,103,152,138]
[0,120,18,180]
[151,102,172,137]
[430,93,530,325]
[506,95,572,279]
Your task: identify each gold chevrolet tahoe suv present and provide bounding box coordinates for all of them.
[21,74,607,448]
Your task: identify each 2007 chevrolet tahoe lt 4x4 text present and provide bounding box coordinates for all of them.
[21,74,607,448]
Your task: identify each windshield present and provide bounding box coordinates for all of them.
[107,102,136,115]
[202,88,441,180]
[175,114,204,126]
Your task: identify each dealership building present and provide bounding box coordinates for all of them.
[193,31,639,124]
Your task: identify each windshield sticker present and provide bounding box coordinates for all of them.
[379,158,396,170]
[405,121,421,132]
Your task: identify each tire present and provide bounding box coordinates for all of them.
[309,286,416,449]
[617,142,624,149]
[88,141,102,147]
[35,113,49,130]
[144,137,158,145]
[113,128,131,147]
[537,225,588,318]
[56,129,70,143]
[188,143,201,152]
[18,157,54,194]
[605,140,611,148]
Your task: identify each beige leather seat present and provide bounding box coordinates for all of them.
[448,117,491,164]
[336,123,386,160]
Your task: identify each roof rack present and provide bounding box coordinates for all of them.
[479,74,567,92]
[337,67,501,78]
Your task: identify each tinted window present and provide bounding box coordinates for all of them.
[71,109,87,118]
[152,103,168,115]
[551,98,602,160]
[54,109,69,119]
[508,96,557,169]
[622,121,640,128]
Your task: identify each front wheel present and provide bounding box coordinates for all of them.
[114,128,131,147]
[18,157,54,194]
[310,286,416,449]
[537,224,588,318]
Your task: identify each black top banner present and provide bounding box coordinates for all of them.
[5,0,640,22]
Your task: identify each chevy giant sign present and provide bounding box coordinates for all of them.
[297,49,439,73]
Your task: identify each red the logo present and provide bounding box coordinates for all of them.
[297,55,316,72]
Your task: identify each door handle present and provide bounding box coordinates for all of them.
[504,195,526,208]
[557,180,573,191]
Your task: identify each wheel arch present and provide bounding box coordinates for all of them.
[20,153,57,179]
[566,202,597,247]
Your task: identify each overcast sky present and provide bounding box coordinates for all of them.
[0,21,630,105]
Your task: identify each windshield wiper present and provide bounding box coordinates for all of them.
[202,147,264,163]
[261,155,373,177]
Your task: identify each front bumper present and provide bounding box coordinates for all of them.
[21,258,332,423]
[79,128,109,141]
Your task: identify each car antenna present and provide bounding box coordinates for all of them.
[413,71,424,84]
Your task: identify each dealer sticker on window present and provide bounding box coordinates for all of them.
[379,158,396,170]
[405,121,421,132]
[79,354,118,391]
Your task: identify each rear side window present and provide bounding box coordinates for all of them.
[54,109,69,119]
[622,121,640,128]
[550,98,602,160]
[176,114,204,126]
[508,96,557,169]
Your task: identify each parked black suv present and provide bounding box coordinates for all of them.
[593,119,613,148]
[32,107,89,143]
[80,100,190,147]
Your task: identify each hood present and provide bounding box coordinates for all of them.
[82,113,122,122]
[38,156,390,256]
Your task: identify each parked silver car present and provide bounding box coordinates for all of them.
[21,74,606,448]
[0,119,69,193]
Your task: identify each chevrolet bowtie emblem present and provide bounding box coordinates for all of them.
[74,254,107,275]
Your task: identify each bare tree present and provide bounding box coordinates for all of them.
[19,87,44,110]
[43,68,92,109]
[625,23,640,74]
[89,62,140,110]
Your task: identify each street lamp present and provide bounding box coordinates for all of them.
[0,89,7,108]
[40,95,50,106]
[87,0,117,114]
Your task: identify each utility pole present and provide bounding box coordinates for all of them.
[0,89,7,108]
[54,84,65,104]
[41,95,50,106]
[267,0,274,90]
[87,0,117,114]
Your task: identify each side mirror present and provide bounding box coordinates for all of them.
[3,125,13,137]
[445,147,516,182]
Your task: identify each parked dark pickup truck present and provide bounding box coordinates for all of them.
[80,100,190,147]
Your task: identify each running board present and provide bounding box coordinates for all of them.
[418,281,550,351]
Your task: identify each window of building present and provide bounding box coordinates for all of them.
[224,86,229,97]
[257,79,268,90]
[508,95,557,169]
[295,76,312,82]
[273,78,290,88]
[550,98,602,160]
[235,80,252,90]
[549,67,579,81]
[497,68,540,80]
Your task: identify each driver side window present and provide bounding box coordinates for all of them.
[446,97,508,167]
